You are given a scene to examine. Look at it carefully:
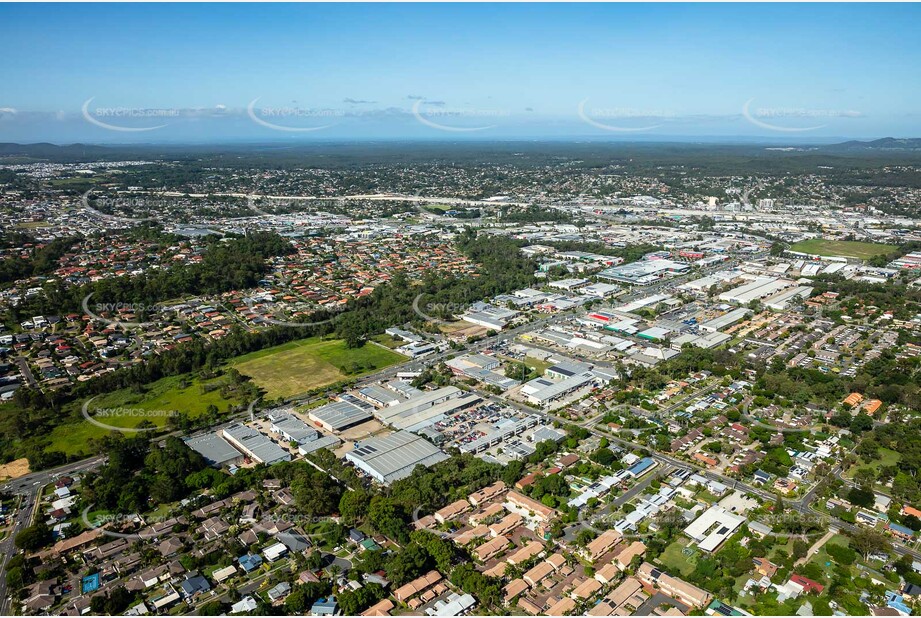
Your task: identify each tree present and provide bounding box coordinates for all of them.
[655,509,687,537]
[368,496,409,544]
[5,567,24,592]
[14,520,52,551]
[849,414,874,434]
[339,489,371,525]
[410,530,457,575]
[826,542,857,566]
[575,529,597,546]
[89,587,135,615]
[338,583,386,615]
[198,601,227,615]
[590,447,616,466]
[285,582,331,613]
[848,528,891,561]
[450,563,501,607]
[852,468,877,490]
[291,468,343,516]
[385,543,431,585]
[846,487,874,509]
[904,515,921,532]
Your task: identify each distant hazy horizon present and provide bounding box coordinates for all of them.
[2,3,919,143]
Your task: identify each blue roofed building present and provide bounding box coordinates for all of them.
[886,591,912,615]
[627,457,657,478]
[888,522,916,542]
[180,573,211,598]
[238,553,263,573]
[311,596,338,616]
[81,573,100,594]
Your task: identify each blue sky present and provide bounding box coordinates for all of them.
[1,3,918,143]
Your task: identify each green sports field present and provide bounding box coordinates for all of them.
[789,239,894,261]
[46,374,244,456]
[231,337,406,399]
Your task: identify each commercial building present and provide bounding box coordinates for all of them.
[637,563,712,608]
[308,400,373,432]
[888,251,921,270]
[296,435,341,457]
[345,430,449,485]
[718,277,794,305]
[544,361,592,382]
[698,308,751,333]
[763,286,814,311]
[670,331,732,350]
[580,282,620,298]
[269,413,319,444]
[598,259,689,286]
[445,354,520,390]
[221,424,291,466]
[462,302,519,331]
[185,433,243,467]
[522,371,598,406]
[459,415,542,454]
[356,384,405,407]
[375,386,481,431]
[683,505,746,553]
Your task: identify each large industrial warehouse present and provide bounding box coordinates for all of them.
[308,399,374,432]
[221,424,292,466]
[345,430,449,484]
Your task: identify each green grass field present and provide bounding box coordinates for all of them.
[789,239,894,261]
[657,539,696,576]
[45,375,243,456]
[844,447,901,479]
[49,177,104,187]
[231,337,406,399]
[806,534,853,579]
[370,334,403,349]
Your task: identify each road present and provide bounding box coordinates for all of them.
[564,463,676,542]
[186,552,352,613]
[0,456,105,613]
[796,528,837,567]
[0,249,778,612]
[13,356,36,388]
[545,407,921,564]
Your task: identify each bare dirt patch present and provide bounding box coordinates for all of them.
[0,458,31,481]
